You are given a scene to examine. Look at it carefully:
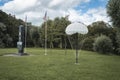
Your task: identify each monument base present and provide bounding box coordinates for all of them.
[2,53,29,56]
[18,53,29,56]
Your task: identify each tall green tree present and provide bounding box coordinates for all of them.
[0,22,13,47]
[30,26,40,47]
[107,0,120,28]
[0,10,24,47]
[88,21,113,36]
[107,0,120,54]
[40,17,70,48]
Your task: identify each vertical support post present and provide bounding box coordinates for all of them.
[64,35,67,55]
[76,33,79,64]
[45,20,47,55]
[43,11,47,55]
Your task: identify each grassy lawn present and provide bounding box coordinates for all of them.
[0,48,120,80]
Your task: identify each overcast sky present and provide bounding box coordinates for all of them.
[0,0,109,26]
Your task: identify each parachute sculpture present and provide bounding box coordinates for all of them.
[65,22,88,63]
[65,22,88,35]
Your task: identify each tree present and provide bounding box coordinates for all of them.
[81,36,95,51]
[30,26,40,47]
[40,17,70,48]
[0,10,24,47]
[4,34,13,47]
[0,22,6,48]
[53,17,70,48]
[107,0,120,28]
[85,21,115,52]
[88,21,112,37]
[107,0,120,54]
[40,19,55,48]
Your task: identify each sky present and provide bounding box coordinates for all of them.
[0,0,109,26]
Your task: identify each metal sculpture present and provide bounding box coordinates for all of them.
[65,22,88,63]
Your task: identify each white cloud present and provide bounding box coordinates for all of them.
[68,7,110,25]
[1,0,40,13]
[48,0,90,10]
[0,0,109,26]
[49,0,65,8]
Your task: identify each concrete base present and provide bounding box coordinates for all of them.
[2,53,30,57]
[18,53,29,56]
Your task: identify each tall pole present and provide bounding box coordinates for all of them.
[64,15,69,55]
[76,33,79,64]
[45,19,47,55]
[43,11,47,55]
[24,16,27,53]
[64,35,67,55]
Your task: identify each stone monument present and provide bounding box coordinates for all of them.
[17,25,25,56]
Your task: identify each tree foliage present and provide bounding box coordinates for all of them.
[81,36,95,51]
[107,0,120,28]
[0,10,119,55]
[83,21,115,51]
[0,10,24,47]
[40,17,71,48]
[107,0,120,55]
[30,26,40,47]
[88,21,113,37]
[0,10,38,48]
[93,35,113,54]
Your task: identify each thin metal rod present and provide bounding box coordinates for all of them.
[76,33,79,63]
[67,36,73,50]
[64,35,67,55]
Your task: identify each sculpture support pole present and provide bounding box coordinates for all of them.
[76,33,79,63]
[64,35,67,55]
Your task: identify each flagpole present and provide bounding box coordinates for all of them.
[45,19,47,55]
[44,11,47,55]
[64,15,69,55]
[24,16,27,53]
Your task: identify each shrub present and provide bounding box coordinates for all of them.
[81,37,95,51]
[93,35,113,54]
[0,40,5,48]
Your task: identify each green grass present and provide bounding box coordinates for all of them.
[0,48,120,80]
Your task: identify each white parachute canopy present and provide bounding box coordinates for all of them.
[65,22,88,35]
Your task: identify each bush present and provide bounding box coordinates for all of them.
[0,40,5,48]
[93,35,113,54]
[81,37,95,51]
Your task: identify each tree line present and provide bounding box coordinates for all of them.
[0,10,116,54]
[0,0,120,55]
